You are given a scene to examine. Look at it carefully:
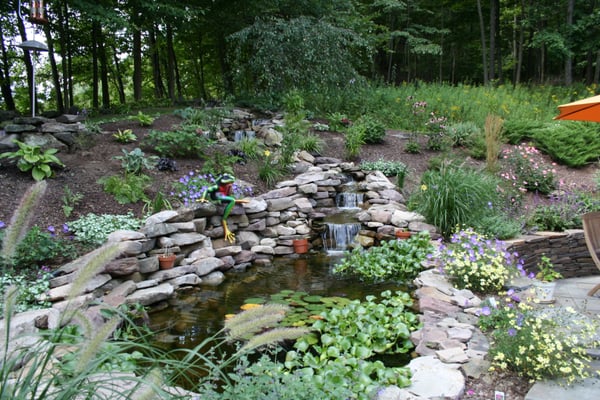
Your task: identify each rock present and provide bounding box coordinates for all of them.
[125,283,174,306]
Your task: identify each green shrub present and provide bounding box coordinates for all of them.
[133,111,155,127]
[333,231,434,283]
[532,122,600,167]
[446,121,481,147]
[526,187,600,231]
[143,126,209,158]
[436,228,525,293]
[0,140,64,181]
[499,144,556,194]
[409,163,501,238]
[68,212,141,246]
[344,124,365,159]
[326,112,350,132]
[354,115,386,144]
[12,226,77,269]
[98,173,152,204]
[502,119,543,144]
[236,138,263,160]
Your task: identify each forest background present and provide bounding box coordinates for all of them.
[1,0,600,115]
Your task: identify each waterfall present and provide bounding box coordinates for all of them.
[322,222,361,253]
[234,130,256,142]
[335,192,364,209]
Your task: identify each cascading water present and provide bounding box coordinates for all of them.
[322,188,364,253]
[233,130,256,142]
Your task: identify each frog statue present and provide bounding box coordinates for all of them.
[198,173,249,243]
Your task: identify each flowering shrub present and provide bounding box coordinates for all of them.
[435,228,525,293]
[171,171,253,207]
[478,291,600,384]
[499,144,557,194]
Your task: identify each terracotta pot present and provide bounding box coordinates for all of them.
[395,230,412,240]
[292,238,309,254]
[158,254,177,269]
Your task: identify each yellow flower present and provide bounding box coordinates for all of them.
[264,150,271,157]
[240,303,262,311]
[420,184,427,191]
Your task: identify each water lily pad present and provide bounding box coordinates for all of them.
[243,297,266,304]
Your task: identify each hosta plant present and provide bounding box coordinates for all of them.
[0,140,64,181]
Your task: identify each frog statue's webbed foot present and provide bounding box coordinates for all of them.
[222,220,236,243]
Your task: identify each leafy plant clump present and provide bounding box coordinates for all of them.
[11,225,77,269]
[112,129,137,143]
[114,147,158,175]
[143,126,209,158]
[68,212,141,246]
[284,290,419,397]
[98,173,152,204]
[499,144,557,195]
[0,140,65,181]
[360,159,409,188]
[333,231,434,283]
[436,228,525,293]
[478,291,600,384]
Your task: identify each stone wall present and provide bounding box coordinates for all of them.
[505,230,599,278]
[44,158,435,312]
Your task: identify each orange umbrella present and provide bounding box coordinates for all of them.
[555,94,600,122]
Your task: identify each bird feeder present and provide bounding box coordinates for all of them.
[29,1,48,25]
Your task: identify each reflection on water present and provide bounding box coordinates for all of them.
[149,253,408,350]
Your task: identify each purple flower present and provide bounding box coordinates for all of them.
[480,306,491,316]
[0,221,5,229]
[62,223,70,233]
[508,328,517,336]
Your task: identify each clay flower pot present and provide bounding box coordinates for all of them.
[158,253,177,269]
[293,238,309,254]
[395,230,412,240]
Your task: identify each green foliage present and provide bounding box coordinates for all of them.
[11,226,76,269]
[409,163,502,238]
[229,16,369,101]
[532,122,600,167]
[143,126,209,158]
[478,293,600,383]
[436,228,525,293]
[534,255,562,282]
[502,119,543,144]
[142,191,173,216]
[0,267,53,314]
[360,159,408,188]
[352,115,386,144]
[526,187,600,231]
[344,123,365,159]
[61,185,83,218]
[68,212,141,246]
[235,138,263,160]
[326,112,350,132]
[499,144,556,194]
[98,173,152,204]
[199,353,353,400]
[0,140,65,181]
[284,291,418,396]
[200,150,238,176]
[258,150,284,188]
[133,111,155,127]
[114,147,158,175]
[333,231,434,283]
[446,121,481,147]
[112,129,137,143]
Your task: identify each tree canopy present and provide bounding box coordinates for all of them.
[1,0,599,113]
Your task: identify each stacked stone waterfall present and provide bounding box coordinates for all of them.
[42,156,436,311]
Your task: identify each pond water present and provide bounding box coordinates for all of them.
[148,251,410,351]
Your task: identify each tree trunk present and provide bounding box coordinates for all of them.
[97,28,110,109]
[166,24,175,102]
[489,0,498,81]
[132,17,142,102]
[111,45,126,104]
[477,0,489,84]
[149,25,165,99]
[0,28,15,110]
[91,21,99,109]
[16,10,34,113]
[43,23,64,114]
[564,0,574,85]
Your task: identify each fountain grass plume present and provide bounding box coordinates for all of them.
[238,327,310,353]
[75,316,121,375]
[485,114,503,173]
[0,181,47,262]
[224,303,289,340]
[67,242,123,301]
